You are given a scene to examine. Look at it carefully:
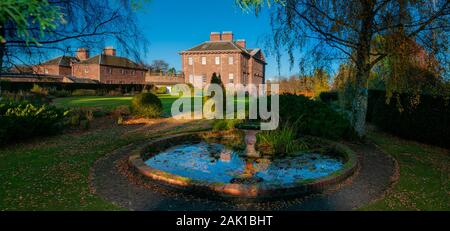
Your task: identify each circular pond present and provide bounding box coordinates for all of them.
[144,142,344,185]
[129,133,358,200]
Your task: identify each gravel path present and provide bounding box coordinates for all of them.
[90,138,397,211]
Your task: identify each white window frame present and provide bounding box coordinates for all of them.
[228,56,234,65]
[44,68,49,74]
[188,57,193,65]
[84,68,89,74]
[201,57,207,65]
[229,73,234,83]
[202,74,207,83]
[215,56,220,65]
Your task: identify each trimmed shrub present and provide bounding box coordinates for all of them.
[130,93,162,118]
[72,89,97,96]
[49,88,71,98]
[107,89,123,96]
[66,107,107,129]
[278,94,354,140]
[111,105,131,117]
[155,86,168,94]
[368,90,450,148]
[1,90,49,105]
[30,84,49,96]
[0,101,67,145]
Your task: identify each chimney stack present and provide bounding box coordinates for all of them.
[76,48,89,61]
[236,39,246,48]
[103,46,116,56]
[210,32,221,41]
[222,31,234,41]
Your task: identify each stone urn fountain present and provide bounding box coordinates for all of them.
[243,129,260,158]
[229,129,263,184]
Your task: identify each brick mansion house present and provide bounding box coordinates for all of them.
[180,32,266,88]
[32,47,147,84]
[8,32,266,87]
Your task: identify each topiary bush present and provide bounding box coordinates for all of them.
[278,94,354,140]
[130,93,163,118]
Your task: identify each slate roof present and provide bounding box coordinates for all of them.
[10,65,34,74]
[41,56,79,67]
[186,41,245,52]
[182,41,266,64]
[78,54,145,70]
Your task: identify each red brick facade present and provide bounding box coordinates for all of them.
[71,47,146,84]
[33,47,146,84]
[99,65,146,84]
[32,65,67,76]
[72,61,146,84]
[180,32,266,88]
[32,56,78,76]
[72,63,101,82]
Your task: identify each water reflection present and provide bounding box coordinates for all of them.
[145,142,343,184]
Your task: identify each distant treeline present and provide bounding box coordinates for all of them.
[269,69,330,97]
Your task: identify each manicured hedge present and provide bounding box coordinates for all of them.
[319,91,339,103]
[367,90,450,148]
[131,93,162,118]
[0,81,153,94]
[279,94,354,140]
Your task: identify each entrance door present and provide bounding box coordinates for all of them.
[193,75,203,88]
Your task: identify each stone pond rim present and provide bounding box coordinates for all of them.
[128,132,359,200]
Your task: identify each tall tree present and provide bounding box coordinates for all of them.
[311,68,330,97]
[0,0,149,72]
[210,72,224,86]
[148,59,169,72]
[237,0,450,137]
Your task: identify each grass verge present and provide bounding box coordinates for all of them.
[361,130,450,211]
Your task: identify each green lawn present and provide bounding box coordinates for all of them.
[53,96,132,109]
[0,119,210,210]
[2,95,449,210]
[53,94,182,116]
[361,131,450,211]
[53,94,248,117]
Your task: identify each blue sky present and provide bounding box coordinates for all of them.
[136,0,295,80]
